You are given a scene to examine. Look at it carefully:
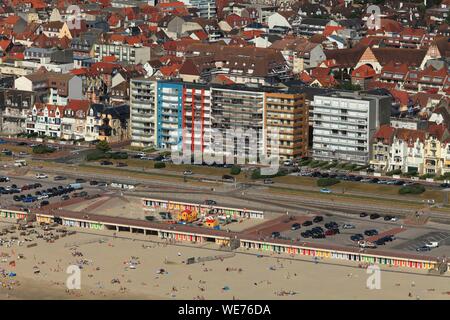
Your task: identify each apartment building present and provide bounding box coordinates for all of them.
[181,82,212,154]
[189,0,217,19]
[156,82,183,149]
[210,84,265,162]
[93,43,151,64]
[264,90,308,160]
[14,71,83,106]
[311,92,392,165]
[130,78,157,147]
[0,89,36,134]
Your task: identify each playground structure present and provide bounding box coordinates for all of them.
[176,209,198,223]
[204,216,219,229]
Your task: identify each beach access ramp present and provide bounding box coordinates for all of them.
[186,252,235,265]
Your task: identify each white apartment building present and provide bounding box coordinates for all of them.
[311,92,391,165]
[93,43,152,64]
[130,78,157,147]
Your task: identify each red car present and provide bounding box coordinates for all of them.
[325,229,339,236]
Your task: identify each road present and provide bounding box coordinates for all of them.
[5,163,450,226]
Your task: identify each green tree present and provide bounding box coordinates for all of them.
[96,140,111,153]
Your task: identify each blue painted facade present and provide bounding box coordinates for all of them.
[156,81,183,149]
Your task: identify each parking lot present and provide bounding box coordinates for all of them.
[0,173,105,209]
[279,213,402,246]
[259,210,450,257]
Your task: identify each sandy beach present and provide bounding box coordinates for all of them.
[0,219,449,300]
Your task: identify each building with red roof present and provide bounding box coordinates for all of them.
[351,64,376,89]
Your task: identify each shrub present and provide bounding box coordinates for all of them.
[96,140,111,153]
[251,168,286,180]
[32,144,56,154]
[386,169,402,176]
[399,184,425,195]
[298,159,312,166]
[230,165,241,175]
[109,152,128,160]
[317,178,340,187]
[344,163,358,171]
[419,173,435,180]
[86,150,106,161]
[154,162,166,169]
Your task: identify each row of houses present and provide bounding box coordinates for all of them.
[370,123,450,176]
[24,100,130,143]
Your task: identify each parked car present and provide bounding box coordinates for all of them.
[360,212,368,218]
[54,176,66,181]
[75,178,86,184]
[222,175,235,182]
[271,231,281,239]
[90,181,98,186]
[320,188,331,194]
[61,195,70,201]
[369,213,381,220]
[301,231,311,238]
[35,173,48,179]
[364,229,378,236]
[425,241,439,248]
[312,216,323,223]
[183,170,193,175]
[325,229,339,236]
[358,240,376,248]
[342,223,356,229]
[324,222,339,229]
[291,223,301,230]
[302,220,313,227]
[312,233,325,239]
[116,162,128,167]
[416,246,431,252]
[100,160,113,166]
[40,200,49,206]
[263,178,274,184]
[204,199,217,206]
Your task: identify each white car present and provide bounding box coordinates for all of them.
[425,241,439,248]
[358,240,377,249]
[283,160,293,166]
[35,173,48,179]
[183,170,193,175]
[37,194,49,200]
[342,224,356,229]
[390,217,398,222]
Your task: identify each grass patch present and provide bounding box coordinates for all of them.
[399,184,426,195]
[317,178,340,187]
